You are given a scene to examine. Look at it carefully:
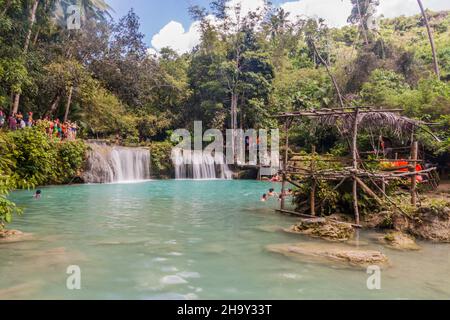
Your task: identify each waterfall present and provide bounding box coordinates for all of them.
[172,148,233,180]
[83,143,151,183]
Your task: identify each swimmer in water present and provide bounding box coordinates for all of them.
[33,190,42,199]
[261,194,268,202]
[268,188,278,197]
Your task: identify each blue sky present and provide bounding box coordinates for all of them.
[105,0,450,53]
[108,0,209,43]
[107,0,285,44]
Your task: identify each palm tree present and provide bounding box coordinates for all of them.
[11,0,113,115]
[55,0,113,121]
[417,0,440,79]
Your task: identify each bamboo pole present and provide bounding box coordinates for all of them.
[281,119,290,210]
[355,177,383,205]
[352,109,360,225]
[310,145,316,216]
[410,141,419,206]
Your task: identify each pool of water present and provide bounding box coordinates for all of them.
[1,180,449,300]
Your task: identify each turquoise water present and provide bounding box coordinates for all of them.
[1,180,449,300]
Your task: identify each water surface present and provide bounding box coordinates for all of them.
[1,181,449,300]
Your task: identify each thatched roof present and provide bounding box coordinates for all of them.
[276,107,441,142]
[319,111,419,138]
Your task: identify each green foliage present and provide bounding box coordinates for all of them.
[0,127,86,227]
[361,69,410,105]
[150,141,175,179]
[3,126,87,188]
[55,140,87,184]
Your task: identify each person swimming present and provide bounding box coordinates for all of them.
[268,188,278,197]
[33,190,42,199]
[261,194,268,202]
[271,174,281,182]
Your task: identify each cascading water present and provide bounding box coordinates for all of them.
[83,143,151,183]
[172,148,233,180]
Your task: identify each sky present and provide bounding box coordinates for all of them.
[106,0,450,54]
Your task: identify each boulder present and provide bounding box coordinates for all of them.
[379,232,421,251]
[286,218,355,242]
[267,243,389,269]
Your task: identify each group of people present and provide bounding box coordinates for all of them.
[41,117,79,141]
[0,110,34,130]
[0,109,78,141]
[261,188,293,202]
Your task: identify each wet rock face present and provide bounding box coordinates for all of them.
[267,243,389,269]
[407,207,450,242]
[379,232,421,251]
[287,218,355,242]
[363,203,450,243]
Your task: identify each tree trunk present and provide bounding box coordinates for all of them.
[356,0,369,45]
[311,41,345,109]
[417,0,440,79]
[48,94,62,117]
[11,0,39,115]
[64,86,74,122]
[231,92,238,158]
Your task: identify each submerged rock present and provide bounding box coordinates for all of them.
[0,230,33,243]
[379,232,421,251]
[256,225,285,233]
[286,218,355,242]
[267,243,389,269]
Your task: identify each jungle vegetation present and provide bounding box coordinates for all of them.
[1,0,450,227]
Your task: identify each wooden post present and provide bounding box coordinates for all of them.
[381,177,386,200]
[310,145,316,216]
[410,141,419,206]
[352,109,360,225]
[281,119,290,210]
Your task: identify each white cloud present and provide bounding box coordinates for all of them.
[151,21,201,54]
[281,0,352,27]
[150,0,265,54]
[281,0,450,28]
[378,0,450,19]
[150,0,450,53]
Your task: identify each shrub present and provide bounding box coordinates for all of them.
[150,141,174,179]
[0,127,87,228]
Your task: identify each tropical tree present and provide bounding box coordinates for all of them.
[348,0,380,45]
[10,0,113,115]
[417,0,440,79]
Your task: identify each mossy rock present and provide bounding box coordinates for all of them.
[379,232,421,251]
[267,243,389,270]
[286,218,355,242]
